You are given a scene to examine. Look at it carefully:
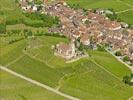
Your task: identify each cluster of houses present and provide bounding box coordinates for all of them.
[19,0,133,64]
[19,0,48,12]
[46,1,133,64]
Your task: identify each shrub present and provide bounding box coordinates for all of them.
[23,18,44,27]
[0,23,6,34]
[23,12,59,27]
[115,51,122,56]
[44,33,66,38]
[106,13,117,21]
[123,56,129,62]
[11,30,21,34]
[123,76,132,84]
[6,19,21,25]
[8,38,24,44]
[27,30,33,36]
[97,45,105,51]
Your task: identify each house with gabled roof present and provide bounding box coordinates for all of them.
[104,20,121,31]
[80,33,90,45]
[55,41,76,59]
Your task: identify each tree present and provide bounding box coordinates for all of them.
[123,75,132,84]
[97,45,105,51]
[106,12,118,21]
[0,23,6,34]
[27,30,33,36]
[78,43,84,51]
[123,56,129,62]
[115,51,122,56]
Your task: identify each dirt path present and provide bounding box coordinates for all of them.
[105,49,133,73]
[128,96,133,100]
[116,0,133,8]
[116,8,133,14]
[89,58,121,81]
[6,55,24,67]
[0,66,80,100]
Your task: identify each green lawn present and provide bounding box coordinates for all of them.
[0,35,132,100]
[0,70,67,100]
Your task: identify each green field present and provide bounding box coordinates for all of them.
[0,35,133,100]
[0,70,67,100]
[0,0,133,25]
[0,0,24,24]
[0,0,133,99]
[67,0,131,11]
[66,0,133,24]
[118,10,133,25]
[120,0,133,5]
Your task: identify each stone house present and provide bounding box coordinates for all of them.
[55,42,75,59]
[80,33,90,45]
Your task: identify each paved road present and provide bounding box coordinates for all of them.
[105,49,133,73]
[0,66,80,100]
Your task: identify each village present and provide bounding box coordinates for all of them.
[1,0,133,99]
[20,0,133,66]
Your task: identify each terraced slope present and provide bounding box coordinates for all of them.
[0,70,67,100]
[0,36,132,100]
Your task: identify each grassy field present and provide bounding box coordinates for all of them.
[0,0,133,99]
[67,0,131,11]
[0,70,67,100]
[6,24,48,33]
[120,0,133,5]
[0,0,133,25]
[0,0,24,24]
[88,50,131,79]
[118,10,133,25]
[0,35,133,100]
[66,0,133,24]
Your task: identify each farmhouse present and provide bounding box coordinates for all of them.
[55,42,75,59]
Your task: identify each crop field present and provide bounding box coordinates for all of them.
[0,0,24,24]
[0,35,133,100]
[0,70,67,100]
[120,0,133,5]
[118,10,133,25]
[6,24,48,33]
[67,0,131,11]
[66,0,133,24]
[88,50,131,79]
[0,0,133,99]
[0,0,133,25]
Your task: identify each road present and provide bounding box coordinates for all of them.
[0,66,80,100]
[116,8,133,14]
[105,49,133,73]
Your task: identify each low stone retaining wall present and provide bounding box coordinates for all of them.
[66,54,88,63]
